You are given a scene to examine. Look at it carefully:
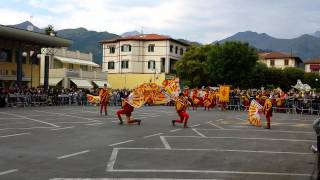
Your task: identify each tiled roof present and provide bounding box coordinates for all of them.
[304,58,320,64]
[99,34,189,46]
[259,51,298,59]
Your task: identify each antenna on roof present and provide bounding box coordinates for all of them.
[140,26,144,35]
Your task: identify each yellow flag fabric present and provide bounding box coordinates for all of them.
[248,99,263,127]
[163,78,180,96]
[126,82,173,108]
[87,94,100,105]
[219,85,230,102]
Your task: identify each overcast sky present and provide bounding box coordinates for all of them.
[0,0,319,43]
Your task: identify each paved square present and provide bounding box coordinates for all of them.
[0,106,318,180]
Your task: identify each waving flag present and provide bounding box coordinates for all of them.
[248,99,263,127]
[87,94,100,105]
[219,85,230,102]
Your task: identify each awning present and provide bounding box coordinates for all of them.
[70,79,93,89]
[55,56,100,67]
[92,80,111,88]
[40,78,63,86]
[0,25,72,47]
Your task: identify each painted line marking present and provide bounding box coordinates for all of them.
[51,178,223,180]
[108,169,310,177]
[109,140,134,147]
[0,132,30,138]
[160,136,171,149]
[106,148,119,171]
[0,169,18,176]
[0,127,52,131]
[0,112,59,128]
[190,124,201,128]
[57,150,90,160]
[170,129,182,132]
[34,110,100,122]
[51,126,74,131]
[208,122,225,130]
[163,135,315,142]
[192,128,206,137]
[196,128,313,134]
[87,123,104,126]
[116,147,312,155]
[144,133,164,138]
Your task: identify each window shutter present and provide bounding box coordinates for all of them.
[121,46,124,52]
[129,45,131,51]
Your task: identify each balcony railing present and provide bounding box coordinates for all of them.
[49,68,106,80]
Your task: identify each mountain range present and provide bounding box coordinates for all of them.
[9,21,320,64]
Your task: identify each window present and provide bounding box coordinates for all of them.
[148,44,155,52]
[284,59,289,66]
[108,61,115,69]
[170,45,173,52]
[11,70,16,75]
[80,65,88,71]
[121,44,131,52]
[180,48,184,55]
[108,46,115,54]
[69,64,74,70]
[175,46,178,54]
[121,60,129,69]
[270,60,275,66]
[148,60,156,70]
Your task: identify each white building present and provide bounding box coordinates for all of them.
[40,48,109,89]
[258,51,303,69]
[99,34,189,89]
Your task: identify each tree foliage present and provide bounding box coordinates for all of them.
[44,24,57,36]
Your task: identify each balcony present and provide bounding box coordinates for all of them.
[49,68,107,80]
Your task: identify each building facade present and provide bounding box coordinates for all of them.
[258,51,303,69]
[99,34,189,89]
[40,48,108,89]
[304,58,320,73]
[0,25,71,89]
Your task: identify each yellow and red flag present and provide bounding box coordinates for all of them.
[87,94,100,105]
[163,78,180,97]
[248,99,263,127]
[219,85,230,102]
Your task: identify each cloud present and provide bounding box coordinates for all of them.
[2,0,320,43]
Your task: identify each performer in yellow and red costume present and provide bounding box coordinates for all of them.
[99,84,110,115]
[172,93,190,128]
[116,98,141,125]
[263,97,273,129]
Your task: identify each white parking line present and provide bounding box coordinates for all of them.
[163,135,315,142]
[170,129,182,132]
[192,128,206,137]
[190,124,201,128]
[51,178,223,180]
[51,126,74,131]
[34,110,100,122]
[106,148,119,171]
[160,136,171,149]
[208,122,225,130]
[0,169,18,176]
[87,123,104,126]
[0,112,59,128]
[196,128,313,134]
[57,150,90,160]
[0,132,30,138]
[109,140,134,147]
[144,133,164,138]
[108,169,310,177]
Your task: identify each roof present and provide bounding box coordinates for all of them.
[304,58,320,64]
[259,51,299,59]
[0,25,72,47]
[55,56,100,67]
[99,34,189,46]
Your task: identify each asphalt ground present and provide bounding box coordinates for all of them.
[0,105,318,180]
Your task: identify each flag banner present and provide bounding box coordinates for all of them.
[163,78,181,97]
[248,99,263,127]
[87,94,100,105]
[219,85,230,102]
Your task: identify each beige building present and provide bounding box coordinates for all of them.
[258,51,303,69]
[304,58,320,73]
[99,34,189,89]
[40,48,109,89]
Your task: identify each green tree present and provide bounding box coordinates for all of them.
[281,67,304,91]
[207,41,258,88]
[44,24,57,36]
[176,45,212,87]
[303,72,320,90]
